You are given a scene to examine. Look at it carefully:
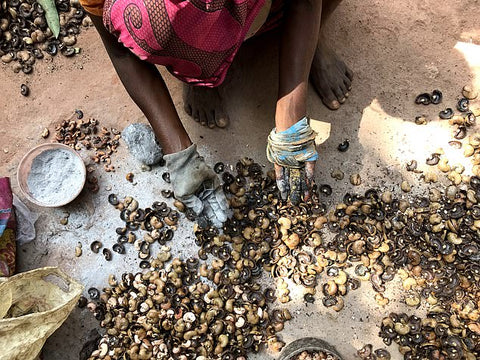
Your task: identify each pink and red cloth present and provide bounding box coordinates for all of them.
[0,178,16,277]
[102,0,284,87]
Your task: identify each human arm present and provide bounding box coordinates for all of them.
[90,16,228,225]
[270,0,323,203]
[90,15,191,155]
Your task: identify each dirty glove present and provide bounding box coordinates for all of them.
[266,117,318,204]
[164,144,228,228]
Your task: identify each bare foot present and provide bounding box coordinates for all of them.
[310,41,353,110]
[183,85,229,128]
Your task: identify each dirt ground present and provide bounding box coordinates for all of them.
[1,0,480,359]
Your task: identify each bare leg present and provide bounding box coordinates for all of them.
[91,15,192,154]
[274,0,323,201]
[310,0,354,110]
[276,0,322,131]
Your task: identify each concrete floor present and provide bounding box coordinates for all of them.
[1,0,479,359]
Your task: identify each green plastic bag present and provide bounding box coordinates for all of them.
[37,0,60,38]
[0,267,83,360]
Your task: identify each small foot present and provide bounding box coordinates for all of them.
[310,41,353,110]
[183,85,229,128]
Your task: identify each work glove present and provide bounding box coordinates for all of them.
[164,144,229,228]
[266,117,318,204]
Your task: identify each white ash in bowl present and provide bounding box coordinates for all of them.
[27,148,84,206]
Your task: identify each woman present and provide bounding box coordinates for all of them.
[79,0,353,226]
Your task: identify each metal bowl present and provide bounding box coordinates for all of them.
[279,338,343,360]
[17,143,86,207]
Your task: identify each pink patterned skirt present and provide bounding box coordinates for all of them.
[103,0,285,87]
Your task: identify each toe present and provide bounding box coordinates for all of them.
[339,83,349,99]
[322,91,341,110]
[345,67,354,81]
[215,110,229,128]
[199,110,208,126]
[193,110,200,123]
[206,110,216,129]
[182,85,193,115]
[332,87,346,104]
[184,103,192,116]
[343,75,352,91]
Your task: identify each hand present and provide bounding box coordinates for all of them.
[164,144,228,227]
[274,161,316,204]
[267,117,318,204]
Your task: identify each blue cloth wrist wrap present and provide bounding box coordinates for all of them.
[266,117,318,168]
